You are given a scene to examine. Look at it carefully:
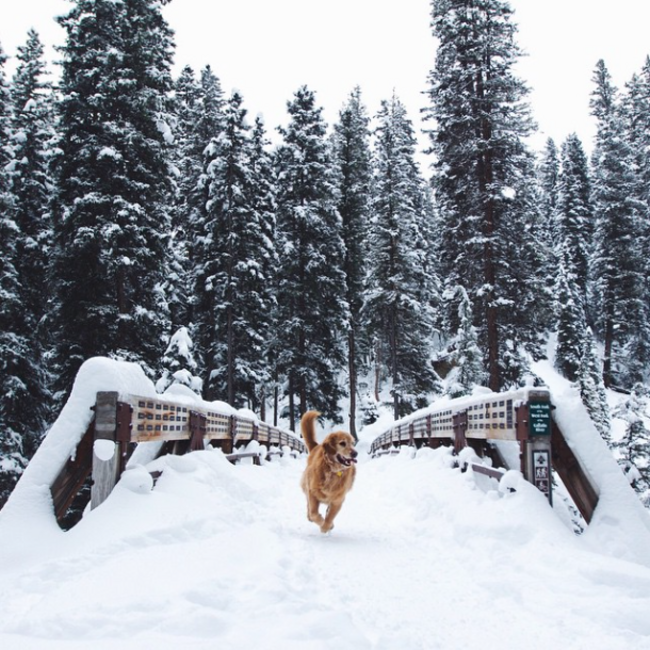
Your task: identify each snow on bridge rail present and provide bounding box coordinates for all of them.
[369,387,600,523]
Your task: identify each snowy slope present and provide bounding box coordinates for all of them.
[1,358,650,649]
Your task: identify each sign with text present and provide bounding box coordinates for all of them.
[528,400,551,437]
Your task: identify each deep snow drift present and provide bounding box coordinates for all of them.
[1,357,650,649]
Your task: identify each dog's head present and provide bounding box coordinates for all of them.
[322,431,358,469]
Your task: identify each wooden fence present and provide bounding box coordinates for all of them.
[369,388,599,524]
[50,391,306,529]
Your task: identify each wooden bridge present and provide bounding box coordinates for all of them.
[368,387,600,524]
[47,385,599,530]
[50,391,306,529]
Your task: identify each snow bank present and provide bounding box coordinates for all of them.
[0,357,275,564]
[533,357,650,567]
[0,357,157,561]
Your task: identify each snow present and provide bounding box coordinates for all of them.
[1,358,650,649]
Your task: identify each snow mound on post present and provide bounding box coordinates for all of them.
[532,357,650,567]
[0,357,157,560]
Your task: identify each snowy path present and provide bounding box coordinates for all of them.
[1,447,650,650]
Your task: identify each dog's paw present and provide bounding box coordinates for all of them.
[320,522,334,534]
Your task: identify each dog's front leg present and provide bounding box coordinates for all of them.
[307,493,324,527]
[321,501,343,533]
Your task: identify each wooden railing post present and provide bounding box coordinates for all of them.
[517,392,553,506]
[452,410,468,454]
[91,391,121,510]
[189,411,207,451]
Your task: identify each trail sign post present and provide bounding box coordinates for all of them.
[517,393,554,506]
[528,401,551,436]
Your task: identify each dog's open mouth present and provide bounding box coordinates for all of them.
[336,454,357,467]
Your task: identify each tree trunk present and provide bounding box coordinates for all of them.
[603,317,614,388]
[288,372,295,432]
[348,329,357,440]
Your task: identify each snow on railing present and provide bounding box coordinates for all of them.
[51,391,305,529]
[369,387,599,524]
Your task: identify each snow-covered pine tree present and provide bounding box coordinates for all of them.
[0,44,31,507]
[619,59,650,385]
[426,0,542,391]
[274,86,349,428]
[156,326,202,395]
[50,0,175,401]
[538,138,559,237]
[189,66,227,383]
[555,133,592,304]
[590,59,646,389]
[8,29,55,322]
[611,383,650,507]
[364,93,440,418]
[553,251,587,382]
[249,115,279,417]
[164,65,201,332]
[445,286,486,398]
[578,327,611,442]
[4,29,54,459]
[332,87,373,438]
[197,91,275,410]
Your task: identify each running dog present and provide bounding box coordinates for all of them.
[300,410,358,533]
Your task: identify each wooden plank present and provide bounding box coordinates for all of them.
[50,421,94,526]
[551,421,599,523]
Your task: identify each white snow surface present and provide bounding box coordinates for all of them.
[1,357,650,649]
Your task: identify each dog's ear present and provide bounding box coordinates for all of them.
[322,435,338,456]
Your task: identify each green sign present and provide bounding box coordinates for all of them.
[529,401,551,436]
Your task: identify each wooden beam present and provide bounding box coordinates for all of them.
[551,421,599,523]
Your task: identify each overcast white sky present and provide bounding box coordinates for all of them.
[2,0,650,159]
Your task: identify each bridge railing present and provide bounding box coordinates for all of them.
[50,391,305,528]
[369,387,599,523]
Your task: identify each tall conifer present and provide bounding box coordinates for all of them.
[332,87,373,437]
[426,0,542,391]
[274,86,348,428]
[365,94,440,418]
[50,0,175,399]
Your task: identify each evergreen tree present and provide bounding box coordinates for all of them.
[578,327,611,442]
[553,253,587,381]
[620,59,650,385]
[538,137,559,236]
[50,0,175,400]
[156,326,202,395]
[6,29,54,452]
[9,29,55,317]
[189,66,227,382]
[611,383,650,507]
[590,59,645,388]
[425,0,542,391]
[249,115,279,418]
[332,87,373,437]
[0,44,30,507]
[165,65,201,332]
[445,286,486,398]
[274,86,349,428]
[556,133,592,303]
[198,92,276,409]
[364,94,440,418]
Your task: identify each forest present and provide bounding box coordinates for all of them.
[1,0,649,509]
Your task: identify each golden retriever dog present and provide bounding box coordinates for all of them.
[300,410,358,534]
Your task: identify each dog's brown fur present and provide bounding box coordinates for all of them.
[300,410,358,534]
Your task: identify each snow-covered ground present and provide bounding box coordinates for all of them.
[1,358,650,649]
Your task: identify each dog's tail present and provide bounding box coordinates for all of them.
[301,410,321,453]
